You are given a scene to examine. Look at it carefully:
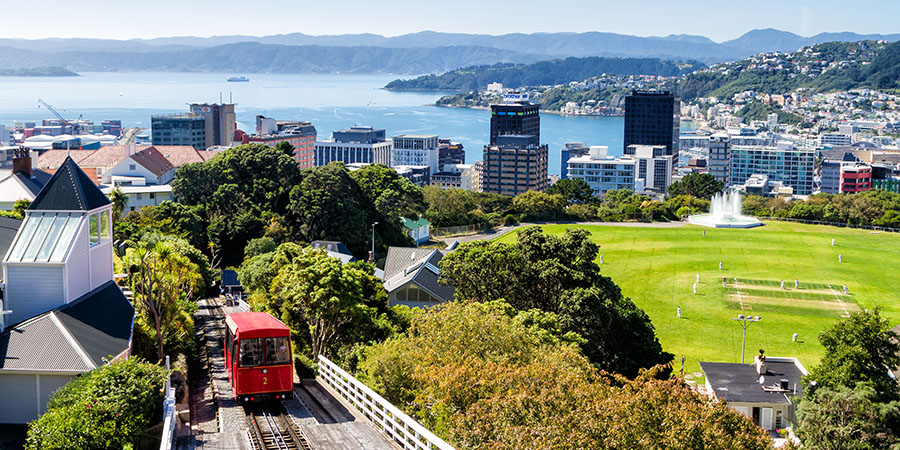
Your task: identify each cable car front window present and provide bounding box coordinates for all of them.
[264,337,290,365]
[239,338,263,367]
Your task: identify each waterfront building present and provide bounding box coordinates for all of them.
[624,90,680,168]
[314,126,392,167]
[708,133,731,186]
[730,142,815,195]
[482,135,548,196]
[490,93,540,146]
[248,117,317,167]
[431,164,474,191]
[151,113,207,149]
[628,145,674,192]
[188,103,236,148]
[840,164,872,193]
[438,138,465,170]
[818,133,852,147]
[566,146,636,196]
[560,142,589,179]
[391,134,440,174]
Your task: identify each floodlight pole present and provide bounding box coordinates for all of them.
[732,315,761,364]
[370,221,379,259]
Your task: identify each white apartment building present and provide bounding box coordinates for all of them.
[629,145,673,192]
[391,134,439,174]
[566,146,636,195]
[818,133,852,147]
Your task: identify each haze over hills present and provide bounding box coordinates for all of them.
[0,29,899,74]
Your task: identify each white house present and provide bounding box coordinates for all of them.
[102,146,175,185]
[0,156,134,423]
[401,216,431,245]
[100,184,175,215]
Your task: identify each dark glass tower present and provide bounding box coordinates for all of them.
[624,90,680,168]
[490,100,540,146]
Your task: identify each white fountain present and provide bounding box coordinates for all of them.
[688,191,763,228]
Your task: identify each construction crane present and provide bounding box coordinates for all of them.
[37,98,83,135]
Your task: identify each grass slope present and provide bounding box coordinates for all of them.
[497,222,900,374]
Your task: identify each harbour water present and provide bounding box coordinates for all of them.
[0,72,691,175]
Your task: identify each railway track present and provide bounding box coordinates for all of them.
[246,402,312,450]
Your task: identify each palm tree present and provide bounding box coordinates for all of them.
[108,187,128,223]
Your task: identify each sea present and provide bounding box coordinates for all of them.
[0,72,695,175]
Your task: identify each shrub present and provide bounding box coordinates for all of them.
[26,358,167,450]
[503,214,518,226]
[294,354,318,379]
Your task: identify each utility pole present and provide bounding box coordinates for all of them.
[732,315,761,363]
[369,221,379,263]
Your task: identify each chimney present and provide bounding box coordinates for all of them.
[126,141,136,156]
[12,146,32,177]
[754,349,767,375]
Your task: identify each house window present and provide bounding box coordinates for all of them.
[89,213,100,246]
[129,164,136,171]
[136,193,142,200]
[100,209,110,240]
[149,193,155,199]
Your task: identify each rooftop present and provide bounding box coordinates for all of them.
[700,357,807,405]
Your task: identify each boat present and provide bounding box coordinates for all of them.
[227,76,250,82]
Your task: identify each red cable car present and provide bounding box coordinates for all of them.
[224,312,294,402]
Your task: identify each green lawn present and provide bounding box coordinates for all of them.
[497,222,900,374]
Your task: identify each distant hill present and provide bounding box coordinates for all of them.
[385,57,704,91]
[0,43,548,75]
[1,29,899,73]
[722,28,900,55]
[0,66,78,76]
[678,40,900,101]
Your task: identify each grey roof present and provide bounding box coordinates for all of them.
[0,217,22,264]
[700,359,806,405]
[29,157,110,211]
[383,247,455,303]
[311,240,354,258]
[13,169,53,197]
[0,281,134,372]
[221,269,240,287]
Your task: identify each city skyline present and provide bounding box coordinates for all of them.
[3,0,899,42]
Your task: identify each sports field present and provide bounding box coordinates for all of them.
[497,221,900,375]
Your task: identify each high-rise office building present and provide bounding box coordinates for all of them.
[314,126,392,167]
[438,138,465,170]
[560,142,589,179]
[151,114,207,149]
[730,142,815,195]
[189,103,236,148]
[490,93,540,146]
[707,134,731,186]
[392,134,440,174]
[624,90,680,168]
[482,135,548,196]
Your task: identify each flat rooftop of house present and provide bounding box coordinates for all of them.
[700,358,807,405]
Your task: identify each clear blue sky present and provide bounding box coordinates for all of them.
[10,0,899,41]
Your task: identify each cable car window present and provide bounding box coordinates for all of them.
[265,337,290,365]
[239,338,263,367]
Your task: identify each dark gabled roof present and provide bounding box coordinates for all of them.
[221,269,240,287]
[129,147,175,177]
[29,156,111,211]
[700,360,805,405]
[0,280,134,372]
[14,169,53,197]
[0,217,22,263]
[55,281,135,367]
[383,248,455,303]
[311,240,354,257]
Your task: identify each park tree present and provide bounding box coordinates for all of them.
[439,226,671,377]
[796,384,900,450]
[275,141,296,159]
[359,301,769,450]
[117,201,208,252]
[122,241,202,362]
[667,173,724,199]
[423,186,478,227]
[805,308,900,402]
[25,358,168,450]
[511,190,567,220]
[350,164,426,219]
[547,178,594,205]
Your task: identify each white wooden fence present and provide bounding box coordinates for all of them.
[317,355,455,450]
[159,355,177,450]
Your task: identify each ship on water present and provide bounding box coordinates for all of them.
[227,76,249,82]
